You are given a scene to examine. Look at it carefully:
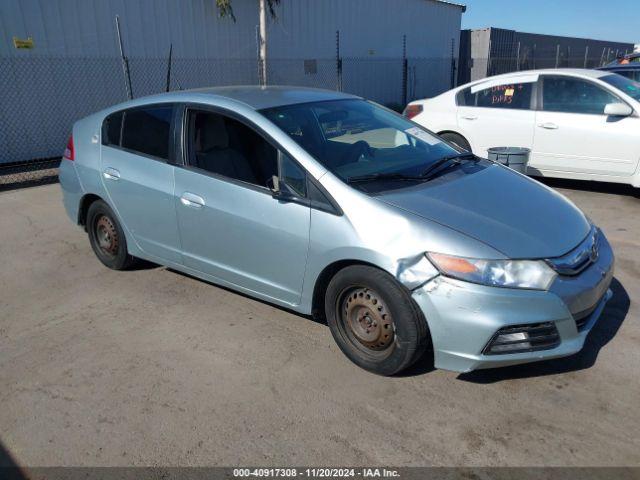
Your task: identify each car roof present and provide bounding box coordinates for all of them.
[456,68,614,92]
[130,86,361,110]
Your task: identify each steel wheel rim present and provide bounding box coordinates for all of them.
[340,287,395,353]
[95,215,119,257]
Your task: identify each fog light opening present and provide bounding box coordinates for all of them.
[483,322,560,356]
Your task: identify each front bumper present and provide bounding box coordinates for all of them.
[413,234,614,373]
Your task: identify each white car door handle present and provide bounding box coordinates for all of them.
[461,115,478,120]
[538,122,559,130]
[102,167,120,181]
[180,192,205,209]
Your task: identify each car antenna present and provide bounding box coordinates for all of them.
[115,15,134,100]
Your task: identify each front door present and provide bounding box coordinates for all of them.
[530,75,640,177]
[174,108,311,306]
[100,105,182,263]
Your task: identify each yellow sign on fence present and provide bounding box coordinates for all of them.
[13,36,35,49]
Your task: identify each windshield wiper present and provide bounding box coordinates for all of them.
[420,152,478,179]
[347,172,424,184]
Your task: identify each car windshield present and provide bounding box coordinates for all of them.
[261,99,461,189]
[601,74,640,101]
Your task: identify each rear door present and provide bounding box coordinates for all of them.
[531,75,640,177]
[173,107,311,305]
[100,105,181,263]
[456,76,537,157]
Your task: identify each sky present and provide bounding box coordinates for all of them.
[461,0,638,44]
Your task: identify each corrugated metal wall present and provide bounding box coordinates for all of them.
[269,0,461,58]
[0,0,258,58]
[0,0,463,163]
[458,27,635,82]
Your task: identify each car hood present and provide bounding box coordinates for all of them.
[375,164,590,259]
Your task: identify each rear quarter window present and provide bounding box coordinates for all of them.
[102,111,123,147]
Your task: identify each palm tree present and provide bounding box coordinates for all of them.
[216,0,281,84]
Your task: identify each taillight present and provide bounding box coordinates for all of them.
[63,135,74,161]
[403,104,424,120]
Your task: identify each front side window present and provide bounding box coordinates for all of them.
[460,82,533,110]
[187,110,279,188]
[542,77,620,114]
[600,73,640,101]
[262,99,463,192]
[121,106,173,159]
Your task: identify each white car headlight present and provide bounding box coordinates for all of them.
[427,253,557,290]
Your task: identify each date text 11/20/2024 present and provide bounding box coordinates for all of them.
[233,468,401,478]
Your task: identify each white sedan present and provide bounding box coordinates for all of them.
[405,69,640,188]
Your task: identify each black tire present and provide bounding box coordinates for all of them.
[325,265,430,376]
[86,200,136,270]
[440,132,471,152]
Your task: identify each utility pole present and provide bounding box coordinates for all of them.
[259,0,267,85]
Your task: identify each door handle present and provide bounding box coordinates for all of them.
[102,167,121,181]
[461,115,478,120]
[538,122,559,130]
[180,192,205,209]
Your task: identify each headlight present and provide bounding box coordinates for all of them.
[427,253,557,290]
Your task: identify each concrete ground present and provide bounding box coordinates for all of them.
[0,180,638,467]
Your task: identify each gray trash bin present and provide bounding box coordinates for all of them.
[487,147,530,174]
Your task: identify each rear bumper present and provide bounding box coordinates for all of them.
[412,235,615,373]
[58,158,83,224]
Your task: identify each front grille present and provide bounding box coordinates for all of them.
[483,322,561,356]
[547,228,599,276]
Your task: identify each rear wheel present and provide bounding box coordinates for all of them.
[87,200,136,270]
[325,265,429,376]
[440,132,471,152]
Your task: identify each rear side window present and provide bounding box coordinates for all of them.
[121,106,173,160]
[460,82,533,110]
[542,77,619,115]
[102,111,123,147]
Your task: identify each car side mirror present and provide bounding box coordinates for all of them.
[604,102,633,117]
[267,175,282,197]
[268,175,293,201]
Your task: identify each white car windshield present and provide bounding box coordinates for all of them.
[601,74,640,101]
[262,99,465,189]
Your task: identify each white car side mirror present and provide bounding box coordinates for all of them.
[604,102,633,117]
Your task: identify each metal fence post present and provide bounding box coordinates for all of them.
[450,38,457,88]
[165,44,173,92]
[516,41,521,71]
[255,25,264,86]
[401,35,408,107]
[584,45,589,68]
[555,44,560,68]
[336,30,343,92]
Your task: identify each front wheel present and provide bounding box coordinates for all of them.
[325,265,430,376]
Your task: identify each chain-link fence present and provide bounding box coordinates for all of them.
[5,49,621,191]
[0,55,459,190]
